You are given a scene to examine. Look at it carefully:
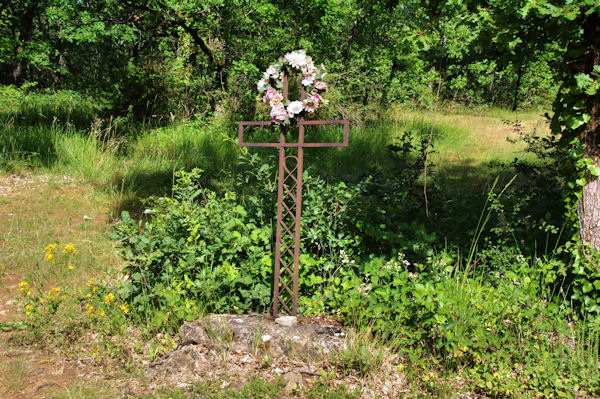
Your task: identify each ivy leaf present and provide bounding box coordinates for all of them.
[587,163,600,177]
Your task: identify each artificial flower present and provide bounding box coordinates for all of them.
[314,81,327,91]
[284,50,307,69]
[270,103,288,122]
[287,101,303,117]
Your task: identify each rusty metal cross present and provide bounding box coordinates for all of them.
[238,74,348,317]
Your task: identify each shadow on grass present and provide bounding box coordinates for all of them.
[1,117,562,254]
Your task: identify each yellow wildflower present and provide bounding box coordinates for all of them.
[62,242,76,254]
[68,263,74,270]
[25,305,33,310]
[48,287,61,297]
[86,293,92,298]
[26,290,32,296]
[18,281,28,292]
[119,303,129,314]
[86,304,95,315]
[44,243,58,252]
[44,251,55,264]
[25,311,31,316]
[103,293,115,305]
[39,298,46,305]
[85,278,95,288]
[99,309,106,317]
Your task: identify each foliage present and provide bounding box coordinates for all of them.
[15,242,133,364]
[0,0,558,122]
[0,85,104,128]
[323,251,600,398]
[114,168,273,329]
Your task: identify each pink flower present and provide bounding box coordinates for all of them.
[270,103,287,123]
[264,87,278,103]
[314,81,327,91]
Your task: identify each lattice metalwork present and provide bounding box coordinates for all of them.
[238,74,349,317]
[273,152,303,314]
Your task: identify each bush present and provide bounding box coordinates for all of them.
[113,168,273,329]
[322,252,600,398]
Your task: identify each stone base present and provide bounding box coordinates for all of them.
[179,313,346,359]
[148,314,347,380]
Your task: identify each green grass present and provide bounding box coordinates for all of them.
[145,377,360,399]
[0,97,553,259]
[1,98,550,202]
[51,377,360,399]
[0,359,29,393]
[0,174,120,289]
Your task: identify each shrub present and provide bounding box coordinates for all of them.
[322,252,600,398]
[113,168,273,329]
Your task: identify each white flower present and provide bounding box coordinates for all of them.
[301,73,315,87]
[358,283,372,297]
[266,65,279,79]
[301,57,315,74]
[285,50,308,69]
[286,101,303,117]
[257,79,267,93]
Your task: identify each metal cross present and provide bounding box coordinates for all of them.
[238,74,348,317]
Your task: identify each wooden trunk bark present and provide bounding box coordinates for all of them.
[580,173,600,249]
[577,12,600,250]
[511,62,523,111]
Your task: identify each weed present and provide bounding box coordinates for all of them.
[0,359,29,393]
[203,319,235,361]
[333,330,384,377]
[249,318,267,357]
[51,383,113,399]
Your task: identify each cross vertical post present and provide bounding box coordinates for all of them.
[238,73,348,317]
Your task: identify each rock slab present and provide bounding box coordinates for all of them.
[180,313,346,359]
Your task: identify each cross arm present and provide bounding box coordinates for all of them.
[238,119,349,148]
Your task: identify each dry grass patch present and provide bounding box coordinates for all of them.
[0,173,121,291]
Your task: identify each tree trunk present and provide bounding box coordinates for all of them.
[341,17,360,62]
[511,62,523,111]
[580,172,600,249]
[577,12,600,249]
[378,58,399,118]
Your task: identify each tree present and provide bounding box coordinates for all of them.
[552,9,600,248]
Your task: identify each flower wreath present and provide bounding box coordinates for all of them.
[257,49,329,125]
